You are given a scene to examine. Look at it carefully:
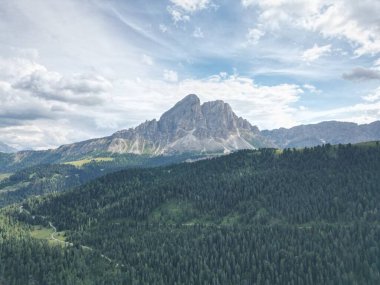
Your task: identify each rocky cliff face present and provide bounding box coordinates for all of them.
[106,94,269,154]
[6,94,380,163]
[52,94,271,157]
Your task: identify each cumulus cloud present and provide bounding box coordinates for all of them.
[301,44,331,62]
[362,87,380,102]
[3,57,113,106]
[343,67,380,81]
[167,7,190,23]
[176,75,303,128]
[0,56,112,107]
[0,56,115,148]
[241,0,380,56]
[170,0,211,12]
[168,0,212,22]
[303,84,320,93]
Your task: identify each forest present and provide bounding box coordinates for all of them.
[0,152,203,208]
[1,143,380,284]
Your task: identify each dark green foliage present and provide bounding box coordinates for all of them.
[0,217,121,285]
[4,143,380,284]
[0,153,206,208]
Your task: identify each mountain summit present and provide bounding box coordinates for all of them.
[54,95,271,157]
[104,94,270,154]
[50,94,380,158]
[2,95,380,171]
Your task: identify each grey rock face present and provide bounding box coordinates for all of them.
[108,94,267,154]
[8,95,380,162]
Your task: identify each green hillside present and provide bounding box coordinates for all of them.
[2,143,380,284]
[0,152,206,208]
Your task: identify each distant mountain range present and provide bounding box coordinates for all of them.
[51,94,380,155]
[0,142,16,153]
[262,120,380,148]
[54,94,272,158]
[2,94,380,169]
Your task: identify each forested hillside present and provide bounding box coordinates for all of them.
[0,152,205,208]
[3,143,380,284]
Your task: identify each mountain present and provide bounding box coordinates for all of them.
[55,94,271,157]
[0,142,16,153]
[261,120,380,148]
[6,144,380,284]
[1,94,380,172]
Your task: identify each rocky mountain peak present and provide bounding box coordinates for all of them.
[106,94,265,154]
[50,94,271,156]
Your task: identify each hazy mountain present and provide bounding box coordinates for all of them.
[0,142,16,153]
[261,121,380,148]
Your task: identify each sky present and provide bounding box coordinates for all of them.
[0,0,380,150]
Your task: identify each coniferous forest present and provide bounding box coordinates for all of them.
[1,143,380,284]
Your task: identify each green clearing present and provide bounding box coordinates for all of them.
[354,141,380,148]
[30,225,67,246]
[63,157,113,167]
[150,200,197,224]
[221,212,241,225]
[0,181,30,193]
[0,173,11,181]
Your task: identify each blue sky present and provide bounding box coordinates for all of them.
[0,0,380,149]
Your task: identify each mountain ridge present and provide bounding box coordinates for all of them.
[2,94,380,168]
[54,94,272,157]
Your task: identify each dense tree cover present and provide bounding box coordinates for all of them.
[0,164,96,208]
[4,143,380,284]
[0,153,204,208]
[0,150,205,173]
[0,215,122,285]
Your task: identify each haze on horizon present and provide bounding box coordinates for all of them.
[0,0,380,150]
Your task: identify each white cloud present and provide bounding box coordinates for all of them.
[0,57,112,106]
[193,27,204,38]
[246,28,265,45]
[307,1,380,56]
[163,69,179,82]
[175,74,303,128]
[0,55,115,148]
[170,0,211,12]
[2,58,380,149]
[362,87,380,103]
[13,70,111,106]
[303,84,320,93]
[167,7,190,22]
[241,0,380,56]
[168,0,212,22]
[301,44,331,62]
[142,54,154,66]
